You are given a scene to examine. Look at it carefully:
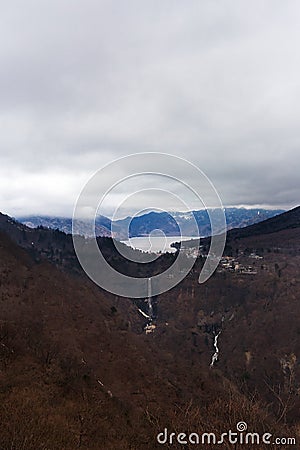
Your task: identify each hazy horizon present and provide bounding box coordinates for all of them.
[13,204,290,222]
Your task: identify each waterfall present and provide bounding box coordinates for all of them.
[143,278,156,334]
[210,331,221,367]
[147,277,153,319]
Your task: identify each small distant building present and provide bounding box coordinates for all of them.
[145,324,156,334]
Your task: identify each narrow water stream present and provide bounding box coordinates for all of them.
[210,331,221,367]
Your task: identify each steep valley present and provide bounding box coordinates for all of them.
[0,209,299,448]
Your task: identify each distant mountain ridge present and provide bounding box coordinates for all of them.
[18,215,112,237]
[18,207,285,238]
[227,205,300,239]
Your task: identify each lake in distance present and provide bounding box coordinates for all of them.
[121,236,198,253]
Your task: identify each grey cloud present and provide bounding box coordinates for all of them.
[0,0,299,216]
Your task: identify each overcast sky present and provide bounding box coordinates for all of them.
[0,0,299,218]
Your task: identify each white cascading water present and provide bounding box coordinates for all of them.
[210,331,221,367]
